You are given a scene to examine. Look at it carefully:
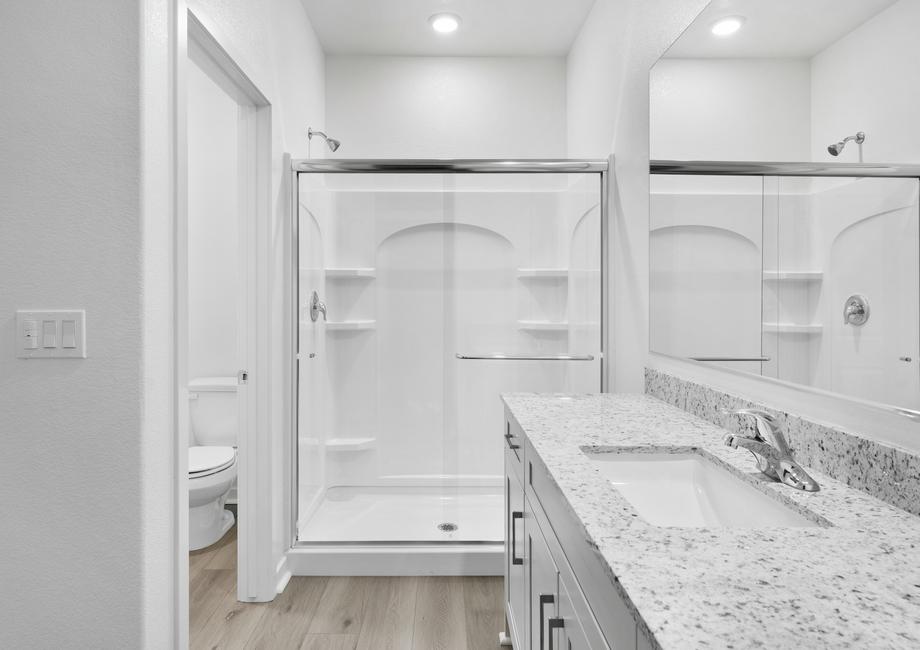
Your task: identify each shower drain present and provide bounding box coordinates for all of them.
[437,522,459,532]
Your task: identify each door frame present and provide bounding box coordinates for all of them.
[176,7,278,640]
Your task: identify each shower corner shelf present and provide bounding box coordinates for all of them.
[325,267,376,279]
[326,320,376,331]
[326,437,376,452]
[763,270,824,282]
[517,320,569,332]
[762,322,823,334]
[517,268,569,279]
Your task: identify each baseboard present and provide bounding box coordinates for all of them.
[274,555,292,594]
[286,544,503,576]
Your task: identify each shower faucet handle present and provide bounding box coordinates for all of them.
[310,291,327,322]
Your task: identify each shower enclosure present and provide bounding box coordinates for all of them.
[290,159,607,574]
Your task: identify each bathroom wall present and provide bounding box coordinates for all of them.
[650,58,811,162]
[0,0,325,645]
[325,56,567,158]
[186,0,327,594]
[0,2,149,646]
[810,0,920,164]
[187,59,240,382]
[566,0,710,392]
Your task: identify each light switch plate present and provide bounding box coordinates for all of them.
[16,310,86,359]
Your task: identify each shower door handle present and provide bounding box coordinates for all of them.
[310,291,327,322]
[511,511,524,565]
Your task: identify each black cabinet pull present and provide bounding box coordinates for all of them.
[548,617,565,650]
[539,594,554,650]
[511,511,524,565]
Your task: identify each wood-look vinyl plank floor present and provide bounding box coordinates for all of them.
[190,531,503,650]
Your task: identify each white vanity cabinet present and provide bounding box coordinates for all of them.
[504,408,646,650]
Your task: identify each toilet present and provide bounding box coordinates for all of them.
[188,376,238,551]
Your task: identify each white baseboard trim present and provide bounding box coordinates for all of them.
[286,544,503,576]
[274,555,292,594]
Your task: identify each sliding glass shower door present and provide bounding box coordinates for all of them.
[295,163,603,546]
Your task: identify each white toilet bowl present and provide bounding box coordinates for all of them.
[189,445,237,551]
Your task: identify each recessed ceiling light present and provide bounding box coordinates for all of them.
[711,16,745,37]
[429,13,461,34]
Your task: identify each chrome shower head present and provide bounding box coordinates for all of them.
[827,131,866,157]
[308,127,341,152]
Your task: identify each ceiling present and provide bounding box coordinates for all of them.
[664,0,899,59]
[299,0,598,56]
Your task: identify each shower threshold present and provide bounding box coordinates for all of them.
[298,484,503,543]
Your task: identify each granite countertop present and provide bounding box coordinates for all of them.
[502,393,920,649]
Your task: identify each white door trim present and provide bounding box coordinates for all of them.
[178,8,278,613]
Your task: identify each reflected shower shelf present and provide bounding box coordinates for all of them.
[517,268,569,279]
[326,437,376,452]
[517,320,569,332]
[325,267,376,278]
[763,271,823,282]
[326,320,376,331]
[762,323,823,334]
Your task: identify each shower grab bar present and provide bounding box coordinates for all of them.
[456,353,596,361]
[689,356,771,362]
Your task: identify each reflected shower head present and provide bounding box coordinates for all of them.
[308,127,341,152]
[827,131,865,157]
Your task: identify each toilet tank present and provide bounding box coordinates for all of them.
[188,377,238,446]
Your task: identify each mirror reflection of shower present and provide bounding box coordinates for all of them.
[827,131,866,162]
[307,126,341,157]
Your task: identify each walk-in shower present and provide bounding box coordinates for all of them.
[290,159,607,573]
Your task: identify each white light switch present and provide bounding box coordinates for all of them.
[42,320,56,347]
[62,320,77,348]
[16,310,86,359]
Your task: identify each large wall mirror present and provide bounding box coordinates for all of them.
[648,0,920,413]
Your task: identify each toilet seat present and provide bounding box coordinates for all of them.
[189,445,236,478]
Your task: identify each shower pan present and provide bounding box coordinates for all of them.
[290,159,607,575]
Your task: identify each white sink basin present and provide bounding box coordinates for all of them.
[585,450,820,528]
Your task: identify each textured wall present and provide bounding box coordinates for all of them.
[0,1,144,646]
[326,56,567,158]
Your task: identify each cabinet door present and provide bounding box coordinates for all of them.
[529,517,559,650]
[505,461,527,648]
[554,575,587,650]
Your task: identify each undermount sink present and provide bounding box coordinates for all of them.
[584,450,821,528]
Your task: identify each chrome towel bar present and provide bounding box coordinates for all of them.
[689,356,771,362]
[455,353,596,361]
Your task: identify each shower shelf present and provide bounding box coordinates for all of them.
[326,437,376,452]
[517,320,569,332]
[326,320,376,331]
[517,268,568,279]
[325,267,376,278]
[762,323,823,334]
[763,271,823,282]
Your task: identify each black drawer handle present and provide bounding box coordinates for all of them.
[548,617,565,650]
[539,594,554,650]
[505,432,521,450]
[511,511,523,565]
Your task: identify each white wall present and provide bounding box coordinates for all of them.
[0,2,146,646]
[325,56,567,158]
[650,59,811,161]
[186,0,326,589]
[566,0,710,392]
[187,60,239,382]
[810,0,920,164]
[0,0,324,645]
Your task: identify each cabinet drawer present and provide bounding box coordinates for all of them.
[527,439,637,650]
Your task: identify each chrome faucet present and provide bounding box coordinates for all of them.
[722,408,819,492]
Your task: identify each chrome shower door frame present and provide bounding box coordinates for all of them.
[287,159,609,571]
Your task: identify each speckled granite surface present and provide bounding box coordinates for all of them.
[645,368,920,517]
[502,393,920,650]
